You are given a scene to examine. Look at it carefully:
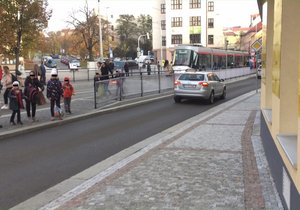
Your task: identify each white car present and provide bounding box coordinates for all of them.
[69,59,80,70]
[174,71,226,104]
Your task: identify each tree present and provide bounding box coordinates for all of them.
[67,1,99,61]
[137,15,152,56]
[115,15,137,58]
[114,14,152,59]
[0,0,51,73]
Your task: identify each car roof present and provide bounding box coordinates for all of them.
[181,71,213,75]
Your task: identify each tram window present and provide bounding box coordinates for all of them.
[174,49,191,66]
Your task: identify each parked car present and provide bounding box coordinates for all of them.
[69,59,80,70]
[174,71,226,104]
[257,65,262,79]
[45,59,57,68]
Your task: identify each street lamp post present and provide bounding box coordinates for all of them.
[98,0,103,59]
[15,4,25,76]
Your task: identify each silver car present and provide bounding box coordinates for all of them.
[174,72,226,104]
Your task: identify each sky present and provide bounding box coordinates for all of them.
[46,0,258,32]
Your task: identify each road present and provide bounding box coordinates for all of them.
[0,77,259,209]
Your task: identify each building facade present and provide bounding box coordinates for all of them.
[259,0,300,209]
[152,0,257,63]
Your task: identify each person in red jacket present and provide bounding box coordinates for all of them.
[62,77,75,114]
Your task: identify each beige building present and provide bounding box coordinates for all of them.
[259,0,300,209]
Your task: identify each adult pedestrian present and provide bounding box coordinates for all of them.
[100,61,111,96]
[24,70,44,122]
[146,60,151,75]
[124,62,129,77]
[47,69,63,121]
[94,72,101,93]
[157,61,161,73]
[40,61,46,85]
[164,59,172,76]
[33,64,41,78]
[18,60,26,87]
[115,70,124,97]
[108,60,114,76]
[1,66,15,109]
[0,65,3,93]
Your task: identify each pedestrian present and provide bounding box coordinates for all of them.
[146,60,151,75]
[94,72,101,93]
[0,65,3,93]
[124,62,129,77]
[47,69,63,121]
[24,70,44,122]
[108,60,114,76]
[40,60,46,85]
[100,61,111,96]
[62,77,75,114]
[1,66,17,109]
[164,60,172,76]
[33,64,41,79]
[8,81,26,125]
[115,70,124,97]
[157,61,161,73]
[18,60,26,87]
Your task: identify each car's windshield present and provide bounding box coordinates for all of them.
[173,49,191,66]
[179,74,204,81]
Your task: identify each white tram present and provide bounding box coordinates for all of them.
[172,44,249,73]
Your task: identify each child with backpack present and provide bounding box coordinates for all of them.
[62,77,75,114]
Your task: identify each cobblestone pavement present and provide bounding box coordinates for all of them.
[18,92,282,210]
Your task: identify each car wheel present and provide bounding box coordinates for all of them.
[174,96,181,103]
[221,88,226,99]
[208,91,214,104]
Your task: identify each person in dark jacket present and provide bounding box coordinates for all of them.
[9,81,26,125]
[24,70,44,122]
[40,61,46,85]
[47,69,63,121]
[100,61,111,95]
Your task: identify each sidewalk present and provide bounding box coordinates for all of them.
[12,91,283,210]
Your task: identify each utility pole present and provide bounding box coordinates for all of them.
[98,0,103,59]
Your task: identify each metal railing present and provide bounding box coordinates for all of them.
[93,70,174,109]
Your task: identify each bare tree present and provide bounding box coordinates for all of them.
[67,1,99,61]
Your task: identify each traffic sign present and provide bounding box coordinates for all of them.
[251,40,262,51]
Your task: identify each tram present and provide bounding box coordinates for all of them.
[172,44,249,73]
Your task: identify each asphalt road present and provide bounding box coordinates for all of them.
[0,77,259,209]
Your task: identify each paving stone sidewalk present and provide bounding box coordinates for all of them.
[31,92,283,210]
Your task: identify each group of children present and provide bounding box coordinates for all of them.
[6,68,75,125]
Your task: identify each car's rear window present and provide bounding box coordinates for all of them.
[179,74,204,81]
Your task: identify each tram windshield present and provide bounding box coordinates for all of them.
[173,49,192,66]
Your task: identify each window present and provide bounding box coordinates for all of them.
[161,4,166,14]
[111,25,114,31]
[171,17,182,27]
[208,18,214,28]
[162,36,166,46]
[111,36,114,41]
[172,35,182,44]
[208,1,214,11]
[208,35,214,44]
[161,20,166,30]
[171,0,182,10]
[190,16,201,26]
[190,0,201,8]
[190,34,201,44]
